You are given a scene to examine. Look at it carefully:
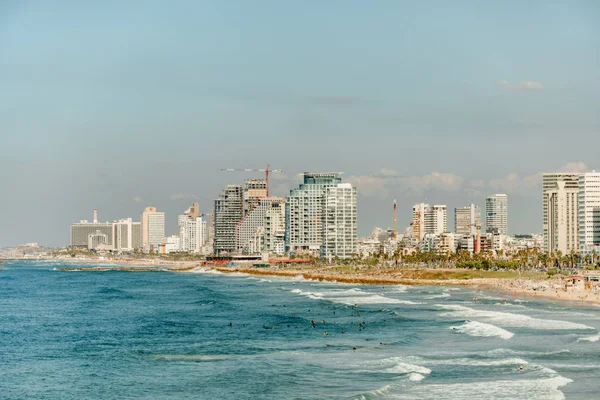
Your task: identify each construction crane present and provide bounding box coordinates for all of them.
[220,164,283,197]
[393,198,397,239]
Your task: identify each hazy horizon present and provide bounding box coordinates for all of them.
[1,1,599,247]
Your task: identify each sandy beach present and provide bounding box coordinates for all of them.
[213,265,600,306]
[14,255,600,306]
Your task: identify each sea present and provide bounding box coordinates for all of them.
[2,261,600,399]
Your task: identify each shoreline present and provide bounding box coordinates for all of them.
[6,257,600,306]
[214,266,600,306]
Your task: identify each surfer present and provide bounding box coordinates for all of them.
[519,364,524,371]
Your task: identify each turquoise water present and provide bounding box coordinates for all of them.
[1,261,600,399]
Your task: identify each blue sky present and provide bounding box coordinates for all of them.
[1,1,599,246]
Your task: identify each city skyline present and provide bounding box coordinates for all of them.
[1,2,599,247]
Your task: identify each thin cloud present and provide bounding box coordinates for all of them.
[498,80,544,91]
[349,162,592,199]
[169,193,198,201]
[133,196,144,203]
[558,162,588,173]
[308,96,362,107]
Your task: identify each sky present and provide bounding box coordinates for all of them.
[1,1,599,247]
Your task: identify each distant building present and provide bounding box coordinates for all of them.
[286,172,342,254]
[214,185,243,254]
[320,183,357,259]
[141,207,165,250]
[578,171,600,256]
[455,204,481,236]
[243,179,267,216]
[112,218,141,251]
[158,235,182,255]
[237,198,286,254]
[87,230,108,250]
[485,194,508,235]
[412,203,447,241]
[543,173,579,254]
[70,210,113,247]
[178,204,209,254]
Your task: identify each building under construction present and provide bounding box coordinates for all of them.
[214,185,243,254]
[214,179,268,254]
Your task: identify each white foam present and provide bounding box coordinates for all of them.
[427,357,528,367]
[451,321,514,340]
[408,373,425,381]
[189,267,224,275]
[386,362,432,375]
[578,334,600,342]
[425,293,451,299]
[328,295,423,306]
[392,285,408,292]
[291,288,423,305]
[376,376,572,400]
[485,348,571,357]
[438,304,595,330]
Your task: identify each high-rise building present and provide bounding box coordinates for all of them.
[543,173,579,254]
[455,204,481,236]
[70,210,113,247]
[214,185,243,254]
[237,197,286,254]
[412,203,427,241]
[112,218,141,251]
[141,207,165,249]
[321,183,357,259]
[578,171,600,256]
[286,172,343,254]
[178,204,209,254]
[426,205,447,235]
[412,203,447,240]
[87,230,108,250]
[485,194,508,235]
[243,179,267,216]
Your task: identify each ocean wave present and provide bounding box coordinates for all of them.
[408,373,425,381]
[189,267,224,275]
[485,348,571,357]
[154,354,236,361]
[427,357,528,367]
[425,293,451,299]
[386,362,432,375]
[290,288,423,306]
[366,376,573,400]
[450,321,514,340]
[437,304,595,330]
[577,334,600,342]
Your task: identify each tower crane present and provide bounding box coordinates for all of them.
[220,164,283,197]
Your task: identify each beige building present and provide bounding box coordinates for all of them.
[141,206,165,249]
[412,203,447,241]
[543,173,579,254]
[455,204,481,236]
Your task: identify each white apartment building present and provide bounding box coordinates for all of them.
[321,183,357,259]
[141,207,165,249]
[543,173,579,254]
[486,194,508,235]
[112,218,141,251]
[455,204,481,236]
[578,171,600,256]
[412,203,447,241]
[286,173,343,254]
[87,230,108,250]
[178,207,209,254]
